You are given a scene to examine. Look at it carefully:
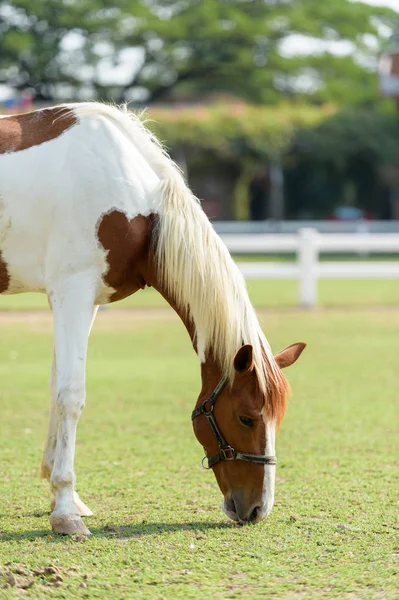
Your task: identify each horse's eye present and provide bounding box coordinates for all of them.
[239,416,254,428]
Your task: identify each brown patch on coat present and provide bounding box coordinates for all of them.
[0,107,77,154]
[96,210,157,302]
[0,251,10,293]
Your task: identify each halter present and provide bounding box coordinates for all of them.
[191,377,277,470]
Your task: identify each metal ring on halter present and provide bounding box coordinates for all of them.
[201,456,211,470]
[202,399,214,416]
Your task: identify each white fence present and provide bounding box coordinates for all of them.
[214,220,399,235]
[220,228,399,307]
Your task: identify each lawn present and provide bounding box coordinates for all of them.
[0,277,398,311]
[0,296,397,598]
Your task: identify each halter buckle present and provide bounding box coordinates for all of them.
[220,446,236,461]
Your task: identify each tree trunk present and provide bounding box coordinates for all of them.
[269,158,285,220]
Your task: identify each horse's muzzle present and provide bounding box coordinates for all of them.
[223,492,266,525]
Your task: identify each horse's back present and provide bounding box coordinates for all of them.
[0,104,159,300]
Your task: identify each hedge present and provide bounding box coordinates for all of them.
[146,101,399,171]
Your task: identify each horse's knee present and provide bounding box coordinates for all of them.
[56,381,85,419]
[51,467,75,489]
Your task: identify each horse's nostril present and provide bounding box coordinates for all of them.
[230,497,237,515]
[249,505,260,523]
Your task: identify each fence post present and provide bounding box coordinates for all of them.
[298,228,318,307]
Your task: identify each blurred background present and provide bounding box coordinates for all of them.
[1,0,398,225]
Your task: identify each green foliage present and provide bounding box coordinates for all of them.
[121,0,397,104]
[0,0,120,99]
[284,107,399,217]
[147,102,335,159]
[143,101,399,218]
[294,108,399,170]
[0,0,397,104]
[146,102,399,170]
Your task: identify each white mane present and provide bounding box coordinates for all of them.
[71,102,280,391]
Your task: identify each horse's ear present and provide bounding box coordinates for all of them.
[274,342,306,369]
[234,344,254,373]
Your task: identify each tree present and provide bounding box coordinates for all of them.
[118,0,397,104]
[0,0,397,104]
[0,0,119,100]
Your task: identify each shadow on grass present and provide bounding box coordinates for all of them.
[0,521,233,542]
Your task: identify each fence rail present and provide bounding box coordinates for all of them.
[221,228,399,307]
[221,232,399,253]
[214,220,399,235]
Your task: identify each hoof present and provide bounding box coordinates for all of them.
[50,514,91,536]
[50,492,93,517]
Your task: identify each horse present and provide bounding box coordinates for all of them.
[0,103,305,535]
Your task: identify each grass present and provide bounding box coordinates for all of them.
[0,301,398,598]
[0,277,399,312]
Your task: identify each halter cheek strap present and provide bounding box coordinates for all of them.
[191,377,277,470]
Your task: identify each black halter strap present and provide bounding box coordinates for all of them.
[191,377,277,470]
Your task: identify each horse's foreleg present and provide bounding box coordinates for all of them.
[48,280,96,535]
[41,312,98,517]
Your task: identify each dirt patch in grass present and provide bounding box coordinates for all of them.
[0,564,77,591]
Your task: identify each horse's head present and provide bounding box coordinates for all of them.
[192,341,305,525]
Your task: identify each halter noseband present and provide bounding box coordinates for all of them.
[191,377,277,470]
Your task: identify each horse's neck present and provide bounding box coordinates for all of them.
[146,258,222,387]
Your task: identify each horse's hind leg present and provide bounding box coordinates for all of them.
[48,277,97,535]
[41,344,95,517]
[41,348,58,483]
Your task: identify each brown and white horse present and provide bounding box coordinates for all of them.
[0,104,305,535]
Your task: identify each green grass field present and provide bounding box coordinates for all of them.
[0,282,398,599]
[0,278,399,311]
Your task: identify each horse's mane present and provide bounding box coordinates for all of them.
[71,102,288,417]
